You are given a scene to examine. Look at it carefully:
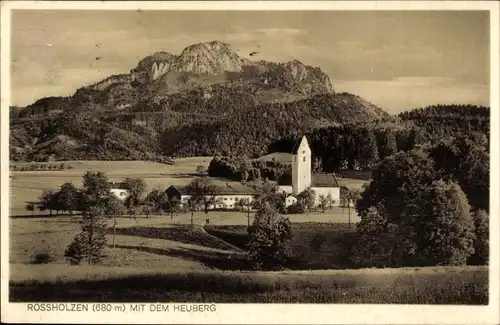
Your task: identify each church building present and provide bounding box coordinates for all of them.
[278,136,341,207]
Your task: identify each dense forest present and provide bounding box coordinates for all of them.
[9,92,390,161]
[268,104,489,173]
[208,155,292,184]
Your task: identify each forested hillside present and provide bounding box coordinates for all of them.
[268,104,489,173]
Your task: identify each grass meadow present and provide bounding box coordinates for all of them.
[9,214,488,304]
[10,264,488,304]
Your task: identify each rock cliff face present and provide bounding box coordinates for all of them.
[133,41,248,80]
[173,41,248,75]
[284,60,333,93]
[129,40,333,96]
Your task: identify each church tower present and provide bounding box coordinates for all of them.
[292,136,312,195]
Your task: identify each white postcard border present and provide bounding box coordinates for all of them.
[1,1,499,324]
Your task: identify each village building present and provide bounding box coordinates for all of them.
[165,183,259,210]
[278,135,341,207]
[109,182,130,201]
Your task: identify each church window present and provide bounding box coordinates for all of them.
[303,156,306,162]
[302,150,305,154]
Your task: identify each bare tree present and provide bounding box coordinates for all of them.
[326,193,333,211]
[237,198,253,227]
[162,196,180,220]
[104,196,125,247]
[185,177,218,214]
[186,197,202,226]
[318,194,329,213]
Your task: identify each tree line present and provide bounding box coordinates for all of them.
[208,155,292,184]
[269,103,488,173]
[352,133,489,268]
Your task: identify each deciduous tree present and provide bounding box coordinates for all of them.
[318,194,328,213]
[38,189,56,216]
[163,196,181,220]
[297,187,316,213]
[103,195,126,247]
[469,209,489,265]
[82,171,111,203]
[26,203,35,216]
[196,165,205,176]
[57,182,80,215]
[247,203,292,270]
[124,178,147,204]
[145,188,167,215]
[65,199,108,265]
[186,196,202,225]
[185,177,218,214]
[355,149,476,267]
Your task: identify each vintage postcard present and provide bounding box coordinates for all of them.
[1,1,499,324]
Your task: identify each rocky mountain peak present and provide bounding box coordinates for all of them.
[132,40,249,80]
[282,59,333,94]
[175,40,247,75]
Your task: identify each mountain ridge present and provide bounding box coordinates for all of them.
[10,40,391,161]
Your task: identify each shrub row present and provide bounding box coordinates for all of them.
[10,163,74,171]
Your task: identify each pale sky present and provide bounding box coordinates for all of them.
[11,10,490,114]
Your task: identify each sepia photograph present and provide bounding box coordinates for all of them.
[1,1,499,324]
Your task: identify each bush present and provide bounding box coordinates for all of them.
[11,162,72,171]
[30,251,54,264]
[469,210,489,265]
[286,202,305,214]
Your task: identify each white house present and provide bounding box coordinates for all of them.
[109,182,130,201]
[278,135,341,207]
[165,183,258,211]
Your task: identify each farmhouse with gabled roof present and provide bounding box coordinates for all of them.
[165,183,258,210]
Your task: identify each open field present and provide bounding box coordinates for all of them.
[206,222,358,269]
[9,209,487,304]
[9,158,366,216]
[9,214,246,270]
[10,212,358,269]
[10,263,488,304]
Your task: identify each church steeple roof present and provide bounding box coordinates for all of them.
[291,135,309,154]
